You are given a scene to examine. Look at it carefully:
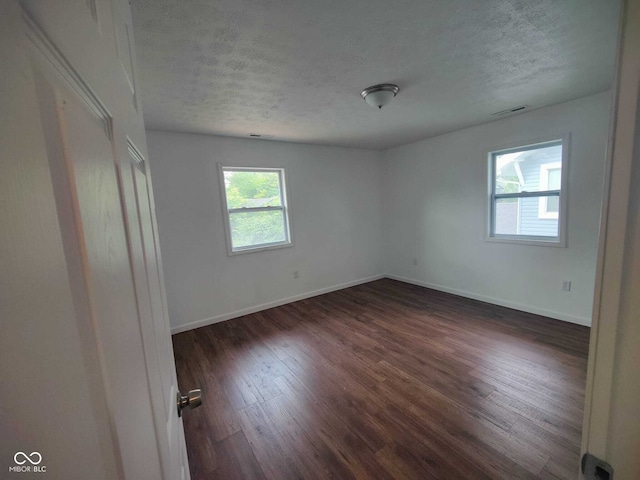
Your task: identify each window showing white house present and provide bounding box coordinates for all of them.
[219,166,291,254]
[488,138,567,245]
[538,162,562,218]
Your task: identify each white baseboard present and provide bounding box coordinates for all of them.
[386,274,592,327]
[171,272,591,334]
[170,274,385,334]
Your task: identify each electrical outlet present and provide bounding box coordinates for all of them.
[562,280,572,291]
[412,258,418,266]
[293,270,299,279]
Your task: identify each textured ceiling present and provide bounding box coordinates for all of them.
[131,0,620,150]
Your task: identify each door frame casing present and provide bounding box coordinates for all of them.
[581,0,640,474]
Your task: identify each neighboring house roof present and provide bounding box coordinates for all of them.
[499,149,557,174]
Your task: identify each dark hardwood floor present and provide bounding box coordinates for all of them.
[172,278,590,480]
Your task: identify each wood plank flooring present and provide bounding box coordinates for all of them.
[172,278,590,480]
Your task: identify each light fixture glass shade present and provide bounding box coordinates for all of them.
[361,84,399,109]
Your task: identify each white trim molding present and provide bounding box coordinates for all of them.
[170,274,385,334]
[581,0,640,472]
[386,274,591,327]
[170,273,591,335]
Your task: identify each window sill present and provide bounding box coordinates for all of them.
[228,241,293,256]
[484,235,566,248]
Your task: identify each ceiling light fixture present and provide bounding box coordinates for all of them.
[361,84,400,109]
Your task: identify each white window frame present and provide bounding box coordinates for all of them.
[538,162,562,219]
[485,134,569,247]
[218,165,292,255]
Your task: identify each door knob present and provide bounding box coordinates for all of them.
[177,389,202,417]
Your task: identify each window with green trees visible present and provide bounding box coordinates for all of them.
[219,166,291,254]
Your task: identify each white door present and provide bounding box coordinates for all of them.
[0,1,190,478]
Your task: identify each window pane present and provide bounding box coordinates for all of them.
[494,196,558,237]
[223,170,282,209]
[229,210,286,249]
[548,168,561,190]
[494,198,519,235]
[495,143,562,193]
[546,195,559,213]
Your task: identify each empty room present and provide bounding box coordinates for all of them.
[3,1,640,480]
[133,0,621,478]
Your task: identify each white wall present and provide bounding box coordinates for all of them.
[146,132,384,333]
[383,92,611,325]
[149,93,610,332]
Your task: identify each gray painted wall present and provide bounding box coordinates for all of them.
[147,92,610,331]
[147,132,385,332]
[383,92,611,325]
